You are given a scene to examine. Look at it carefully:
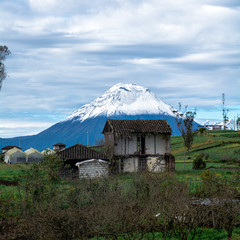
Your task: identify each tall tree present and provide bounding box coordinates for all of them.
[173,103,196,169]
[0,45,11,90]
[236,115,240,131]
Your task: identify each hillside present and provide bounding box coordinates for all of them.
[172,130,240,170]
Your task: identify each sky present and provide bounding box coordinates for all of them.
[0,0,240,138]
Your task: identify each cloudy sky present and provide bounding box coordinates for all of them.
[0,0,240,138]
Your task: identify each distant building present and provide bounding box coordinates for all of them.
[204,124,222,131]
[58,143,108,168]
[102,119,175,173]
[76,159,109,178]
[53,143,66,151]
[1,145,21,154]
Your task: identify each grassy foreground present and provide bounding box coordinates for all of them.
[0,130,240,239]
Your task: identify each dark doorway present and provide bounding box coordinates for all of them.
[138,157,147,171]
[141,135,145,154]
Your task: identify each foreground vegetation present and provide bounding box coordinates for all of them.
[0,165,239,240]
[0,130,240,239]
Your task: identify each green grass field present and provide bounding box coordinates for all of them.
[172,130,240,163]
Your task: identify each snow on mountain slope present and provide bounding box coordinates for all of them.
[65,83,175,122]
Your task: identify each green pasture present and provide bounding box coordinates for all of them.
[172,130,240,163]
[0,162,31,181]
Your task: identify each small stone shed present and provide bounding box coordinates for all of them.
[4,147,26,164]
[58,143,108,169]
[76,159,109,178]
[102,119,175,173]
[25,148,43,163]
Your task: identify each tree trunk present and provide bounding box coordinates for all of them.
[184,147,186,170]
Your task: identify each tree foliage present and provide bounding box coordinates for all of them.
[198,127,207,135]
[192,154,206,170]
[237,117,240,130]
[0,45,11,90]
[173,103,196,155]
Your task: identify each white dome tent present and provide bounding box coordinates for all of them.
[25,148,43,163]
[4,147,27,164]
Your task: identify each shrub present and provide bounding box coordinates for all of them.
[192,154,206,170]
[198,127,206,135]
[234,149,240,154]
[41,152,64,181]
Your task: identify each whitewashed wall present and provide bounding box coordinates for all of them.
[114,135,140,155]
[114,134,170,156]
[145,135,155,154]
[122,157,139,172]
[155,135,171,154]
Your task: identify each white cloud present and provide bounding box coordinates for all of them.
[0,119,54,137]
[124,58,160,65]
[3,0,238,47]
[0,119,53,129]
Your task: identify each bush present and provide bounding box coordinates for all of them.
[234,149,240,154]
[198,127,207,135]
[192,154,206,170]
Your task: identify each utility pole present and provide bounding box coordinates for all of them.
[237,114,239,131]
[222,93,229,130]
[87,131,89,147]
[234,116,236,131]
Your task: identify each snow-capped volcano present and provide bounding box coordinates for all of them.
[66,83,174,122]
[0,83,199,150]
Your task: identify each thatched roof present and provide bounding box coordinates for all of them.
[103,119,172,138]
